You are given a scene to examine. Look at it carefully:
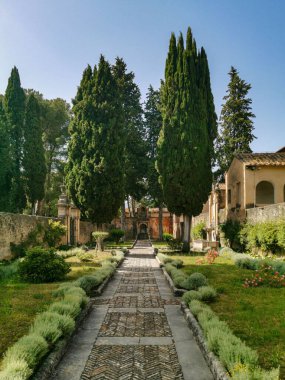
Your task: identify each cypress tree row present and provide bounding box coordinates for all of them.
[23,93,47,214]
[0,101,13,211]
[66,56,125,224]
[112,57,147,224]
[4,67,26,212]
[144,85,164,239]
[157,28,217,251]
[215,66,255,179]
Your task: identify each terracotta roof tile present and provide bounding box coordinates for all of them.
[235,153,285,166]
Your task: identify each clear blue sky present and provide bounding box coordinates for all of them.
[0,0,284,152]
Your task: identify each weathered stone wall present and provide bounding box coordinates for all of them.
[79,221,95,244]
[0,213,57,260]
[192,212,209,227]
[246,202,285,224]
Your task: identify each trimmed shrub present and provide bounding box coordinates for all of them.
[171,259,183,268]
[235,257,259,270]
[57,247,84,258]
[30,320,62,344]
[109,228,124,244]
[182,290,202,303]
[3,334,48,369]
[32,312,75,336]
[198,286,217,302]
[218,335,258,372]
[48,300,81,319]
[219,247,235,257]
[0,359,32,380]
[76,252,95,262]
[188,300,208,317]
[165,263,188,288]
[183,272,208,290]
[18,247,70,283]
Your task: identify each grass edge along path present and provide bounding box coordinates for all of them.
[158,253,282,380]
[0,251,124,380]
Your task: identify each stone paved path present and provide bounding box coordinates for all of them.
[53,241,213,380]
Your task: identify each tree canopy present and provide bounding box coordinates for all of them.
[215,66,255,179]
[157,28,217,249]
[66,56,125,223]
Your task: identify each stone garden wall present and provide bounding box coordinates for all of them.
[0,212,58,260]
[246,202,285,224]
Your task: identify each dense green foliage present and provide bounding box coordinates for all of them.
[4,67,26,212]
[215,67,255,179]
[109,228,125,244]
[157,28,216,249]
[66,57,125,223]
[221,219,285,254]
[144,85,164,237]
[0,102,12,211]
[18,247,70,283]
[112,58,147,205]
[23,94,46,213]
[43,220,66,248]
[0,70,70,216]
[192,221,206,240]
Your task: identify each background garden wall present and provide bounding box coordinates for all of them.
[246,203,285,224]
[0,212,59,260]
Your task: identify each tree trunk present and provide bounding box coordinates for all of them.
[127,196,132,217]
[182,214,192,252]
[121,200,126,241]
[131,196,136,218]
[158,204,163,240]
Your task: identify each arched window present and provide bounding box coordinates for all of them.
[256,181,274,205]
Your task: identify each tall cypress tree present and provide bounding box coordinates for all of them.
[23,93,46,214]
[66,56,125,224]
[112,58,147,220]
[144,85,164,239]
[0,101,13,211]
[157,28,215,251]
[4,67,26,212]
[215,66,255,179]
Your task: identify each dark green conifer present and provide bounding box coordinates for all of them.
[23,93,46,214]
[215,66,255,179]
[0,101,13,211]
[66,56,125,224]
[157,28,215,251]
[144,85,164,239]
[4,67,26,212]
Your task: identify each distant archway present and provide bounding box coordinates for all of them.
[256,181,274,205]
[139,223,148,234]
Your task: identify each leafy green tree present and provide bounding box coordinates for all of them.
[144,85,164,239]
[215,66,255,179]
[23,93,47,214]
[0,101,13,211]
[24,90,70,216]
[4,67,26,212]
[157,28,216,251]
[66,56,125,224]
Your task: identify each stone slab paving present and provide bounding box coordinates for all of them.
[53,241,213,380]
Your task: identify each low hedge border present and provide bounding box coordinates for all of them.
[155,254,186,296]
[159,256,279,379]
[181,301,229,380]
[0,252,125,380]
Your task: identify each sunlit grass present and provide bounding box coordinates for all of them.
[172,255,285,373]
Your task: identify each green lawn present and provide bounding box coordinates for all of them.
[105,240,134,249]
[0,261,100,362]
[172,255,285,374]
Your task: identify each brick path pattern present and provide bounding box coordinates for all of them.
[53,241,213,380]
